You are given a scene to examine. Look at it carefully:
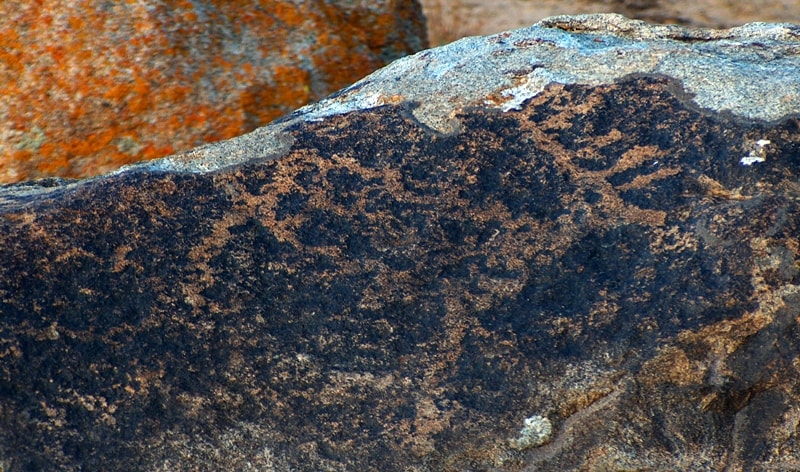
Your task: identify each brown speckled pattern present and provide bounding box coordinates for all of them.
[1,76,800,470]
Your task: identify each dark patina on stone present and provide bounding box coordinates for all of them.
[1,15,800,471]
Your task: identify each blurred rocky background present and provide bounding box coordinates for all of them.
[421,0,800,45]
[0,0,427,183]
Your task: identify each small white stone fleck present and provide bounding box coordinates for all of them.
[741,139,770,166]
[740,153,766,166]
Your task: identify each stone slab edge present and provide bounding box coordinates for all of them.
[2,13,799,200]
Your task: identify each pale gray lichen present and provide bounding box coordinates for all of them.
[510,415,553,450]
[296,13,800,133]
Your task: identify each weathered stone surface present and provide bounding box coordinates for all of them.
[1,14,800,471]
[0,0,427,183]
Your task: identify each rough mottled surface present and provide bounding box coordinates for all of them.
[0,0,427,183]
[1,14,800,471]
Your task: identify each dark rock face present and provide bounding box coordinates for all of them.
[1,15,800,471]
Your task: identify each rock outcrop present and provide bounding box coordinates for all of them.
[0,0,427,183]
[1,14,800,471]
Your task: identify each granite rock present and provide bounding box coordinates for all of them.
[0,0,427,183]
[1,14,800,471]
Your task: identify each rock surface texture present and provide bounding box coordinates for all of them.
[1,13,800,471]
[0,0,427,183]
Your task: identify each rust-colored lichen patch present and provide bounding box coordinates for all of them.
[0,0,427,183]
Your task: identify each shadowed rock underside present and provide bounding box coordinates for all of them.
[1,76,800,470]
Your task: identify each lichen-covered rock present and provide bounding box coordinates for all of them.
[0,0,427,184]
[1,14,799,471]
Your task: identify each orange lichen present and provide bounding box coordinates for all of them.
[0,0,427,183]
[272,3,305,28]
[0,29,24,76]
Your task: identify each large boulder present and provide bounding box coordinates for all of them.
[0,0,427,183]
[1,14,799,471]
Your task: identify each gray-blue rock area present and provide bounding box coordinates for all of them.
[1,14,800,471]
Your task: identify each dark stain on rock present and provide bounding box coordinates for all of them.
[1,76,799,470]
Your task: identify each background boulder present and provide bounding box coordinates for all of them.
[422,0,800,45]
[0,0,427,183]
